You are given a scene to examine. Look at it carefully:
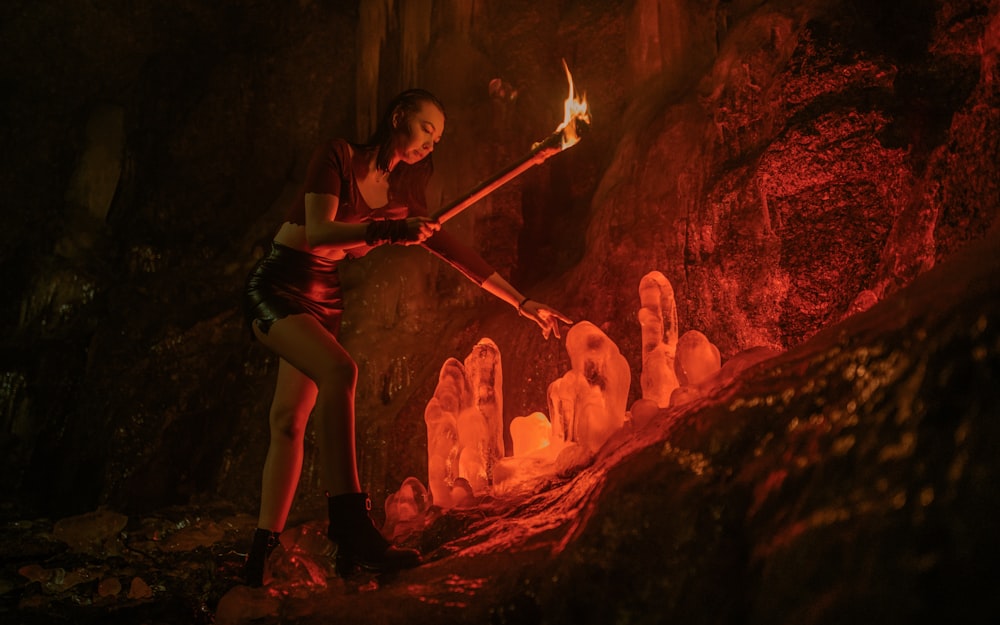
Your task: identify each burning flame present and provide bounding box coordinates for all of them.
[555,59,590,149]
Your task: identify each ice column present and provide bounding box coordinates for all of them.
[423,358,468,508]
[547,321,631,453]
[670,330,723,406]
[676,330,721,387]
[424,338,505,508]
[382,477,431,541]
[638,271,680,407]
[509,412,552,458]
[462,338,504,490]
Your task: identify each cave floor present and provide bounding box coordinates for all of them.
[3,232,999,625]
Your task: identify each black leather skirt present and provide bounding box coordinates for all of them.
[244,242,344,337]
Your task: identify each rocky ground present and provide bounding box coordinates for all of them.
[3,229,997,625]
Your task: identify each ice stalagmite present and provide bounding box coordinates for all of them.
[547,322,631,453]
[463,338,504,491]
[493,411,557,494]
[670,330,723,406]
[424,339,505,508]
[423,358,468,508]
[509,412,552,458]
[382,477,430,541]
[638,271,680,407]
[676,330,721,386]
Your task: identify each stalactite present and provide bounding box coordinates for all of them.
[627,0,664,83]
[399,0,433,88]
[657,0,688,75]
[357,0,393,140]
[450,0,475,39]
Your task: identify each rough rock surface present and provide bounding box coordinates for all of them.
[0,1,998,622]
[3,209,996,625]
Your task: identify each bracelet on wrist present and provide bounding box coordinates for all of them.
[517,297,531,315]
[365,219,409,246]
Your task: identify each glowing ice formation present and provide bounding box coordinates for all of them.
[671,330,723,406]
[424,357,467,508]
[509,412,552,457]
[419,269,779,508]
[676,330,721,386]
[548,321,630,453]
[463,338,504,490]
[638,271,679,407]
[383,476,431,541]
[494,412,560,495]
[424,339,505,508]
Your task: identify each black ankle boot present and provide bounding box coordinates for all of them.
[327,492,421,577]
[243,528,281,587]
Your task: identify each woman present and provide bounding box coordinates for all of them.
[242,89,571,586]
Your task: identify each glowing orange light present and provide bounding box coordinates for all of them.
[555,59,590,149]
[432,59,591,224]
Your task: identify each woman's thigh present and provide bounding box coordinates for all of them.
[268,357,317,431]
[254,313,356,388]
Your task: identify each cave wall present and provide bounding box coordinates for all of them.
[1,0,361,515]
[0,0,996,519]
[559,0,999,366]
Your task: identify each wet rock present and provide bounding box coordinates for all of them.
[127,576,153,600]
[215,585,282,625]
[52,509,127,554]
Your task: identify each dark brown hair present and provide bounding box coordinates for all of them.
[365,88,446,174]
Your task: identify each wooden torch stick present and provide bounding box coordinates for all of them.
[430,130,567,224]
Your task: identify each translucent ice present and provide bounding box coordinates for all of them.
[638,271,679,407]
[671,330,723,406]
[264,522,336,590]
[463,338,505,490]
[424,339,505,508]
[547,321,631,453]
[424,357,467,508]
[494,413,559,494]
[383,476,431,541]
[675,330,721,386]
[629,397,661,429]
[509,412,552,458]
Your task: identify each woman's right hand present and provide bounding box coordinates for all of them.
[400,216,440,245]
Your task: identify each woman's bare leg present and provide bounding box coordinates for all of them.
[254,314,362,527]
[257,357,316,532]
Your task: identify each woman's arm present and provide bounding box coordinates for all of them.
[303,193,367,248]
[423,229,573,339]
[304,193,438,250]
[481,272,573,339]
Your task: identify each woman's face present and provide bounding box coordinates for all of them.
[394,101,445,165]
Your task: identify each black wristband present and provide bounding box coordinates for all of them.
[365,219,409,246]
[517,297,531,314]
[387,219,409,243]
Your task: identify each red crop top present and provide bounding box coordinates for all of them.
[286,139,495,285]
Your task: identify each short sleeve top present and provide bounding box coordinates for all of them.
[285,139,431,226]
[284,138,495,283]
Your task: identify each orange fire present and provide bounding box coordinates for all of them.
[431,60,591,223]
[555,59,590,149]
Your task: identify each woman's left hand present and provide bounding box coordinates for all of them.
[519,300,574,340]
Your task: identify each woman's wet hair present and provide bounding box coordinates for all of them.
[366,89,445,174]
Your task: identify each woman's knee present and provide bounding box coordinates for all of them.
[317,355,359,389]
[269,404,309,441]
